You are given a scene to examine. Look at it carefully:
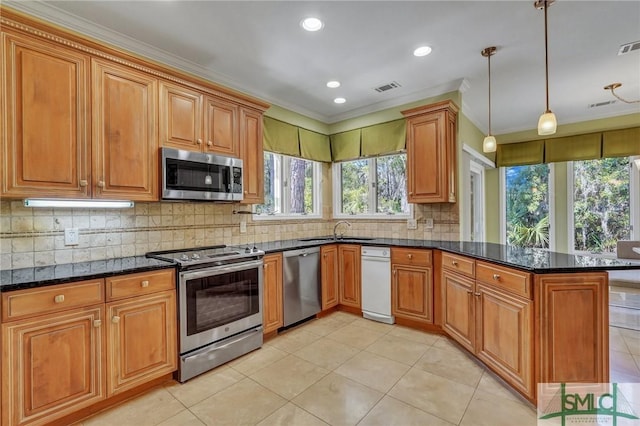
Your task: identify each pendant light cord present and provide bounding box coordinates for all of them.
[544,0,550,113]
[487,51,492,135]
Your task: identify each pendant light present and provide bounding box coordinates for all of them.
[482,46,497,153]
[536,0,557,135]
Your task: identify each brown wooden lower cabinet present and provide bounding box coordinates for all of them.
[321,245,339,310]
[338,245,361,309]
[441,269,475,352]
[1,268,177,426]
[391,248,433,324]
[262,253,283,334]
[1,306,106,426]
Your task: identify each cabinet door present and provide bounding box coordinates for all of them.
[239,107,264,204]
[476,283,534,399]
[263,253,283,334]
[392,264,433,323]
[441,269,474,352]
[92,59,158,201]
[321,245,339,310]
[535,273,608,384]
[205,96,238,156]
[338,245,361,309]
[106,290,177,396]
[1,32,90,198]
[2,307,105,426]
[159,81,203,150]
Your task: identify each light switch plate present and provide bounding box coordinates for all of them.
[239,220,247,233]
[407,218,417,230]
[425,218,434,229]
[64,228,79,245]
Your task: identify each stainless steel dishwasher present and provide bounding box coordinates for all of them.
[283,247,321,327]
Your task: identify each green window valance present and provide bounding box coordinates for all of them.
[602,127,640,158]
[360,119,406,157]
[544,133,602,163]
[263,117,300,157]
[496,140,544,167]
[299,128,332,162]
[330,129,361,162]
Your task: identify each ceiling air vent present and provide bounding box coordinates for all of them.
[374,81,401,92]
[618,40,640,55]
[589,100,617,108]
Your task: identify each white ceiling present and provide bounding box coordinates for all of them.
[8,1,640,134]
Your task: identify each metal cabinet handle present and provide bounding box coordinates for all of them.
[207,141,213,147]
[407,254,413,259]
[493,274,501,280]
[97,180,105,188]
[323,254,327,258]
[197,139,203,145]
[409,192,413,195]
[244,191,248,194]
[54,294,65,303]
[474,292,481,297]
[452,260,458,266]
[79,180,88,187]
[263,263,268,269]
[93,320,102,328]
[112,316,120,324]
[140,280,149,288]
[393,269,396,275]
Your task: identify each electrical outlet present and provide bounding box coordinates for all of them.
[407,218,417,230]
[425,218,434,229]
[239,220,247,233]
[64,228,79,245]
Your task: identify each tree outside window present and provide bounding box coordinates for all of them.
[505,164,550,248]
[335,154,409,217]
[572,157,631,254]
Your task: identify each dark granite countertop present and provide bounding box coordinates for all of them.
[0,256,176,292]
[2,238,639,293]
[256,237,640,275]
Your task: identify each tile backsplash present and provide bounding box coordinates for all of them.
[0,200,459,269]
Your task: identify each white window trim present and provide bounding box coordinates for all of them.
[500,163,555,249]
[461,144,493,242]
[567,156,640,255]
[252,154,323,221]
[332,156,412,220]
[469,160,486,242]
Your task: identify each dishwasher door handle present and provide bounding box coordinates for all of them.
[361,256,390,263]
[299,252,309,257]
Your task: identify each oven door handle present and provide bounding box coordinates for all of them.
[183,327,262,362]
[180,259,264,280]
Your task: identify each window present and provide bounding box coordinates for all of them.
[253,152,322,218]
[333,153,410,218]
[568,156,639,255]
[502,164,552,248]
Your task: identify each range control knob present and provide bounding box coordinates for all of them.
[180,254,189,261]
[245,247,251,253]
[192,253,201,260]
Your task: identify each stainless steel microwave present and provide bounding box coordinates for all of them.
[161,147,243,201]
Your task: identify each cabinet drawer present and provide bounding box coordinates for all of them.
[391,248,432,267]
[476,261,532,299]
[2,279,104,322]
[106,269,175,301]
[442,252,475,278]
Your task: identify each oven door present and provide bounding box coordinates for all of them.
[179,259,263,354]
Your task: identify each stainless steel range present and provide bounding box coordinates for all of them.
[147,245,264,382]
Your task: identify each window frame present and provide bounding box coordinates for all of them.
[252,152,323,221]
[500,163,555,250]
[332,153,412,220]
[566,155,639,256]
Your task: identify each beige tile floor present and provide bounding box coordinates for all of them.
[78,311,640,426]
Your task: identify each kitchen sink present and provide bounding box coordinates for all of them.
[297,236,376,242]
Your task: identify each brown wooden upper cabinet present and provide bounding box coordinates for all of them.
[239,107,264,204]
[159,81,239,157]
[92,59,158,201]
[402,100,458,203]
[1,32,91,199]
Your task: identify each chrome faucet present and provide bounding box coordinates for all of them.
[333,220,352,240]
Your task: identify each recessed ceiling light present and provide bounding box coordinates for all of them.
[326,80,341,88]
[301,17,323,32]
[334,97,346,104]
[413,46,432,57]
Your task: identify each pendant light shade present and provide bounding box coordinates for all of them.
[482,46,497,153]
[536,0,557,136]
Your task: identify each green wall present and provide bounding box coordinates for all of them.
[264,105,330,135]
